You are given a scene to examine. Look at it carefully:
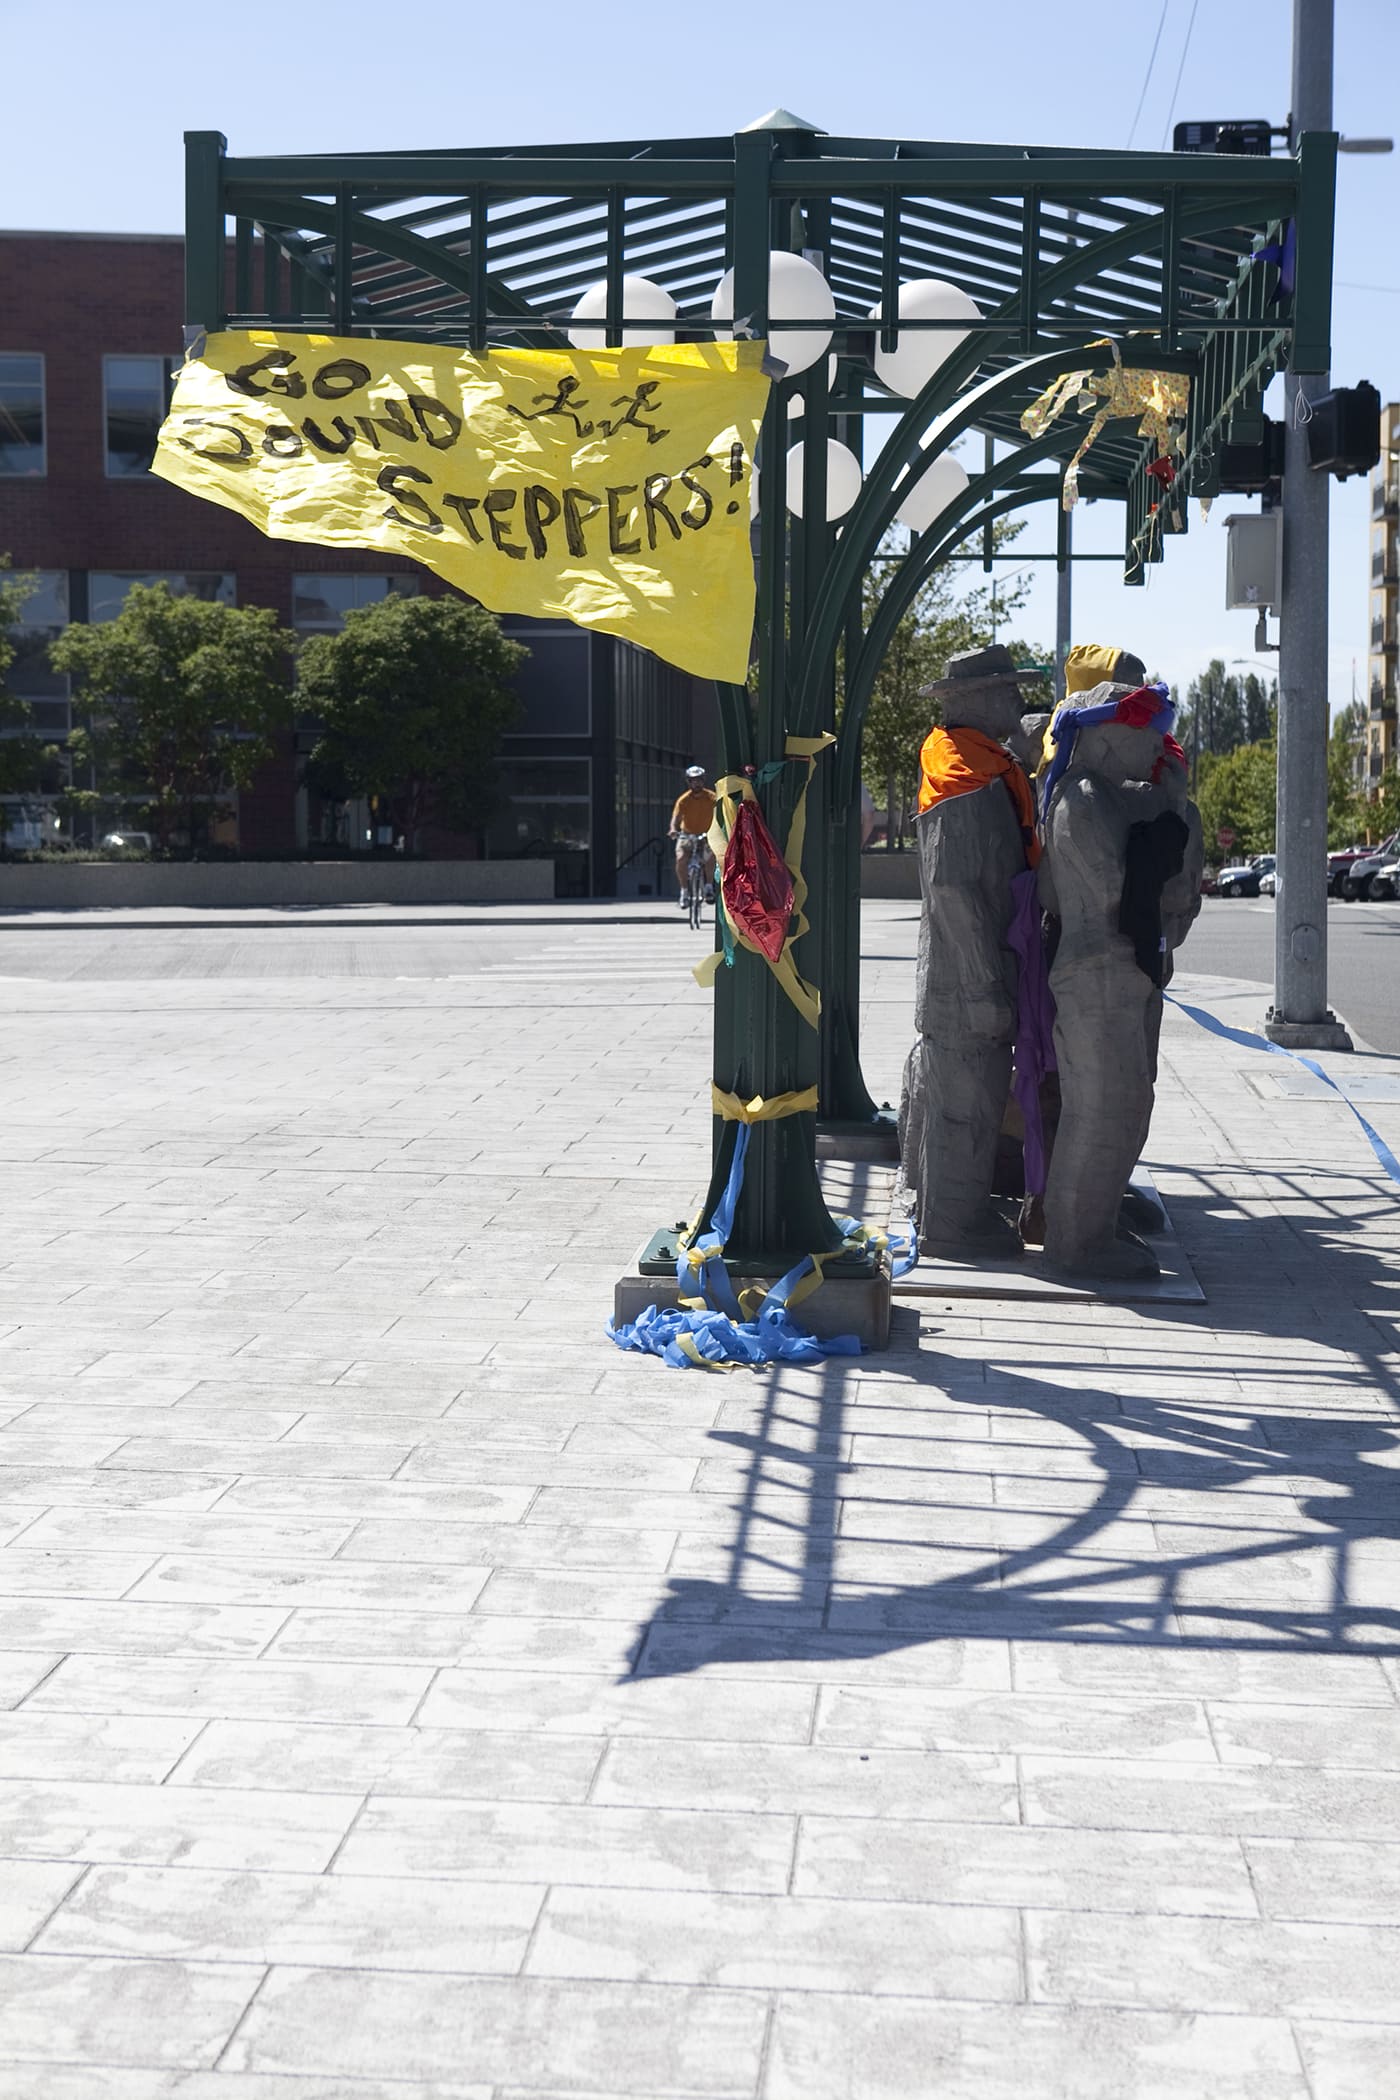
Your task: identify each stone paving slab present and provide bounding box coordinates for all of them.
[1,903,1399,2095]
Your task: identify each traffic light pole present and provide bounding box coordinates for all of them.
[1268,0,1352,1048]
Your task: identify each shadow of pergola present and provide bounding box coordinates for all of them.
[624,1162,1400,1678]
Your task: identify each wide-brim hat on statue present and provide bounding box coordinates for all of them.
[919,643,1043,700]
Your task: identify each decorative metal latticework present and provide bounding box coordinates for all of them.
[189,122,1331,572]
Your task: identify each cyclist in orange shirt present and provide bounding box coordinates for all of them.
[669,765,717,908]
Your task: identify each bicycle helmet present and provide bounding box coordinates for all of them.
[685,764,706,779]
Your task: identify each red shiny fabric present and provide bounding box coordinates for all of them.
[1114,686,1169,729]
[722,799,794,965]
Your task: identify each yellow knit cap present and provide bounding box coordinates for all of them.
[1064,644,1126,695]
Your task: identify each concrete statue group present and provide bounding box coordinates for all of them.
[899,641,1203,1282]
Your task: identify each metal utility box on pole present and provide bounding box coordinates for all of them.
[1269,0,1352,1048]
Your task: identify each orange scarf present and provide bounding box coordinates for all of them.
[917,724,1041,867]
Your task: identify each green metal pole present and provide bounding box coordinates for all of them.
[183,131,228,332]
[694,131,847,1271]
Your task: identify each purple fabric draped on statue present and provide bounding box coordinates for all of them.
[1007,867,1056,1194]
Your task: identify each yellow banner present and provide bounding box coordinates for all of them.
[152,331,770,682]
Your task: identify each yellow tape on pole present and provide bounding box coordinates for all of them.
[710,1085,819,1123]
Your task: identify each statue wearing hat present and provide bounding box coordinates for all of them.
[1037,676,1202,1279]
[899,643,1043,1259]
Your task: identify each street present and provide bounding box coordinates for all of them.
[1188,894,1400,1053]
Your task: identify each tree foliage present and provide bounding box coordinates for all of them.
[1175,658,1275,768]
[1196,741,1277,858]
[1195,717,1361,862]
[1364,767,1400,842]
[847,524,1039,845]
[1328,708,1366,847]
[297,593,526,844]
[52,583,293,848]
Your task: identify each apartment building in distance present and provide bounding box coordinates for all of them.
[0,229,715,893]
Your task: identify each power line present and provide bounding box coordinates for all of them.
[1159,0,1202,150]
[1336,279,1400,294]
[1126,0,1172,149]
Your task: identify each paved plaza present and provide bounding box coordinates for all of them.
[0,897,1398,2097]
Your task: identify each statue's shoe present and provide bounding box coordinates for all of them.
[1044,1228,1161,1282]
[1119,1185,1167,1236]
[920,1210,1025,1262]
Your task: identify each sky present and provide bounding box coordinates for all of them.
[3,0,1397,711]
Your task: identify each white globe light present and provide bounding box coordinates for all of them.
[785,439,863,521]
[894,452,970,534]
[568,275,677,349]
[869,278,982,399]
[711,251,835,377]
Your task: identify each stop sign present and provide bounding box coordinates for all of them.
[1216,827,1236,850]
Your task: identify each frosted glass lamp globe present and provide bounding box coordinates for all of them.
[869,278,981,399]
[568,275,677,349]
[785,438,863,520]
[712,251,835,377]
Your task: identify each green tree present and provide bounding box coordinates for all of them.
[1329,706,1366,846]
[52,583,293,850]
[0,562,64,843]
[1176,660,1280,779]
[1366,766,1400,842]
[1243,670,1275,744]
[297,593,526,847]
[1196,739,1277,858]
[849,525,1034,848]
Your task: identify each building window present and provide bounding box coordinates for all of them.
[89,573,236,623]
[0,354,45,476]
[486,758,592,891]
[104,355,176,477]
[292,574,419,631]
[3,571,70,711]
[500,622,591,735]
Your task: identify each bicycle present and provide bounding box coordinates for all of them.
[674,831,710,930]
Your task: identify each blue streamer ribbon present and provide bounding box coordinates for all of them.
[1167,993,1400,1189]
[607,1109,916,1371]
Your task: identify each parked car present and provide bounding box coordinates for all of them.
[1216,854,1274,899]
[1340,835,1399,900]
[1366,857,1400,901]
[100,830,154,852]
[1328,845,1374,896]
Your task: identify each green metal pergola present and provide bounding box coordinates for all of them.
[182,115,1334,1279]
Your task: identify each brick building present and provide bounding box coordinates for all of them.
[0,230,715,893]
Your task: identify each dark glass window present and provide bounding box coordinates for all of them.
[0,354,44,476]
[3,571,69,703]
[89,573,236,623]
[487,758,591,857]
[104,356,175,477]
[501,623,591,735]
[292,573,419,631]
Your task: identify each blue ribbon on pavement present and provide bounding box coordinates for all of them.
[1166,993,1400,1190]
